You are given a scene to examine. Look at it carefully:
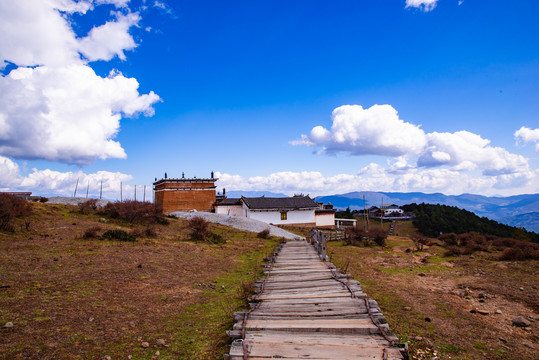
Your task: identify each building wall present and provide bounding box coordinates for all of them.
[155,188,216,213]
[244,205,315,225]
[215,205,243,217]
[316,213,335,227]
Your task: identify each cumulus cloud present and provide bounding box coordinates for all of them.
[294,105,532,186]
[515,126,539,153]
[0,65,160,164]
[0,155,134,199]
[79,12,140,62]
[0,0,160,165]
[405,0,438,11]
[292,105,427,157]
[418,131,529,176]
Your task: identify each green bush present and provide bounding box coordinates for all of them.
[101,229,136,242]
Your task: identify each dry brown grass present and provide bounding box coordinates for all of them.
[328,235,538,360]
[0,202,276,359]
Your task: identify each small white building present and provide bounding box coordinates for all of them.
[241,196,318,226]
[382,204,404,217]
[214,198,243,217]
[315,209,336,228]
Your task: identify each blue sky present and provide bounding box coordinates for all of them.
[0,0,538,200]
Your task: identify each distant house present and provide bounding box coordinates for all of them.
[381,204,404,217]
[1,192,32,200]
[241,196,318,226]
[368,205,404,217]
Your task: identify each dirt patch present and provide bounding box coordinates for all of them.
[0,202,276,359]
[328,235,538,360]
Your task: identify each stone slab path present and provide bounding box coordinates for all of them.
[225,240,407,360]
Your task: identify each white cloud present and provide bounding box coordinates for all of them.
[79,12,140,62]
[418,131,529,176]
[295,105,531,181]
[515,126,539,153]
[405,0,438,12]
[216,164,537,197]
[0,65,160,164]
[95,0,130,8]
[0,155,135,199]
[292,104,427,157]
[0,0,85,68]
[0,0,160,165]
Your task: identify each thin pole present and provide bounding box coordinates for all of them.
[86,181,89,199]
[143,185,146,202]
[100,180,103,199]
[120,181,123,202]
[381,197,383,225]
[73,177,79,198]
[134,185,137,201]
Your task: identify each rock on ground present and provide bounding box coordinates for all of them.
[170,211,304,240]
[46,196,110,207]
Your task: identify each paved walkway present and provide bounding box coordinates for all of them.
[226,240,407,359]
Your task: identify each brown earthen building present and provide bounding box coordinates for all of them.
[153,174,217,213]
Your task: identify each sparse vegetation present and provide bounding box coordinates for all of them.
[345,225,388,246]
[101,229,136,242]
[185,216,210,241]
[328,233,538,360]
[0,201,276,359]
[0,193,33,232]
[257,229,270,239]
[100,200,166,224]
[82,226,101,238]
[78,198,99,214]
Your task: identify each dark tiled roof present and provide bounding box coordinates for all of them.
[215,198,242,206]
[242,196,317,210]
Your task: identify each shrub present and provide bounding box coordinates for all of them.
[439,233,458,246]
[0,193,33,232]
[345,226,387,246]
[499,247,539,261]
[410,234,427,251]
[79,199,99,215]
[131,225,157,238]
[101,229,136,242]
[83,226,101,239]
[369,228,388,246]
[257,229,271,239]
[100,200,164,224]
[185,216,210,241]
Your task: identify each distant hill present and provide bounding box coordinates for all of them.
[315,191,539,233]
[225,191,288,198]
[500,212,539,233]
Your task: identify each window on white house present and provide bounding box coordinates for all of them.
[281,211,287,220]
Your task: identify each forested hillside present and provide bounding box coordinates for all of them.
[402,203,539,243]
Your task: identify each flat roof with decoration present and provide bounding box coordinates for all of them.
[153,177,217,186]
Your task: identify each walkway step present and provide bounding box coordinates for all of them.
[225,239,407,359]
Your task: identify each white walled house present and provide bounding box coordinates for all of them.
[214,198,243,217]
[241,196,318,226]
[382,205,404,217]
